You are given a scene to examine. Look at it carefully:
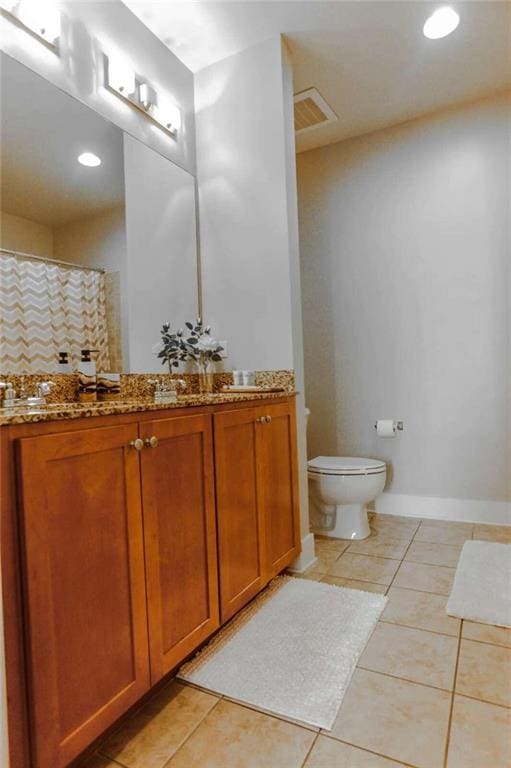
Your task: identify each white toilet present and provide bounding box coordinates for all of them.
[307,456,386,539]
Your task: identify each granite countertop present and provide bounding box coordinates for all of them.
[0,390,295,426]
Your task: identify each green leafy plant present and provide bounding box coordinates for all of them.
[155,318,224,371]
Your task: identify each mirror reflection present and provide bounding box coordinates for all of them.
[0,53,198,375]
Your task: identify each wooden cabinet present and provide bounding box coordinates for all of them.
[256,401,301,580]
[3,395,300,768]
[16,423,150,768]
[140,414,219,682]
[214,407,265,622]
[214,399,300,621]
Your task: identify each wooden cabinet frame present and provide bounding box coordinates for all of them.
[140,414,220,681]
[0,396,300,768]
[16,424,150,768]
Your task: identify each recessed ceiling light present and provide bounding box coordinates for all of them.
[77,152,101,167]
[423,6,460,39]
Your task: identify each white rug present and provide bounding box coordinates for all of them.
[447,540,511,628]
[178,576,386,730]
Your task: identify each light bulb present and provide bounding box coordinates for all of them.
[105,53,136,98]
[154,98,181,135]
[78,152,101,167]
[423,7,460,39]
[139,82,158,112]
[16,0,61,44]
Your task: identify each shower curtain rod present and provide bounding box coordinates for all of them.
[0,247,106,273]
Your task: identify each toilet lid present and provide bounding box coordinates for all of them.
[308,456,386,476]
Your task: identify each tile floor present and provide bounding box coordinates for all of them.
[84,515,511,768]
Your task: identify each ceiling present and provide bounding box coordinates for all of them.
[1,53,124,227]
[123,0,511,152]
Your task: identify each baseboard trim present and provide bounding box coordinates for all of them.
[375,492,511,526]
[288,532,317,573]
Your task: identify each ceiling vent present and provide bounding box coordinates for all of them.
[294,88,337,134]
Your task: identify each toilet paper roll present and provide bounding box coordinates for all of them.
[376,419,396,438]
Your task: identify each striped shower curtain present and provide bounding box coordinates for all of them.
[0,252,110,373]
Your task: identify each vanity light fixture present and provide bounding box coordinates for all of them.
[105,53,136,99]
[0,0,61,48]
[139,82,158,112]
[77,152,101,167]
[423,6,460,39]
[103,52,181,139]
[154,97,182,134]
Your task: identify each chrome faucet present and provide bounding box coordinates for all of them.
[148,378,186,404]
[0,380,54,408]
[35,381,54,401]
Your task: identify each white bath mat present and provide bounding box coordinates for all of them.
[447,540,511,628]
[178,576,386,730]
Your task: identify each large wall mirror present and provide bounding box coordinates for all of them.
[0,52,199,375]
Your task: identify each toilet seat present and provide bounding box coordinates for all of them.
[308,456,386,477]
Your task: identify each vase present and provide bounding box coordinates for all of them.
[197,360,214,394]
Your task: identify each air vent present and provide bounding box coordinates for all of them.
[294,88,337,134]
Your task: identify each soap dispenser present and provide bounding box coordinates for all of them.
[58,351,72,373]
[78,349,98,402]
[2,383,16,408]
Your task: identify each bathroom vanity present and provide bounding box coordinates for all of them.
[0,393,300,768]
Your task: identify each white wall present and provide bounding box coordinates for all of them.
[53,205,125,271]
[0,0,195,174]
[280,43,311,557]
[298,93,511,520]
[195,36,295,371]
[195,36,313,559]
[0,211,54,256]
[124,134,198,372]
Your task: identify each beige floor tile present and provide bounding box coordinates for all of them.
[370,514,420,530]
[456,639,511,707]
[462,620,511,648]
[321,575,388,594]
[315,535,351,553]
[329,553,400,585]
[405,541,462,568]
[382,587,460,636]
[304,735,405,767]
[166,699,315,768]
[393,562,455,596]
[473,524,511,543]
[313,549,345,574]
[415,524,472,546]
[370,513,406,523]
[447,695,511,768]
[100,681,219,768]
[347,536,409,560]
[329,669,451,768]
[423,519,473,532]
[358,622,458,690]
[369,518,419,541]
[81,756,119,768]
[292,569,324,581]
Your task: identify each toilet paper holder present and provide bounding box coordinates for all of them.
[373,421,404,431]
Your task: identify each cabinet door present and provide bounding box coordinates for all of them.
[17,424,150,768]
[214,408,265,622]
[140,414,219,681]
[257,400,301,580]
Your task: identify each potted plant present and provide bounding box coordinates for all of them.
[155,318,224,393]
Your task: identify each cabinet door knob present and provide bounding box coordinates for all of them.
[256,417,264,424]
[129,438,144,451]
[266,415,272,423]
[145,436,159,448]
